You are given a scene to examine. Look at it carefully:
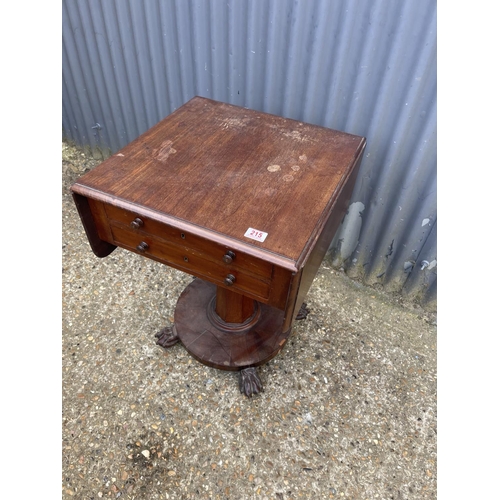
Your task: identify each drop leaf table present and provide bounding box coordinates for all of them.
[71,97,365,397]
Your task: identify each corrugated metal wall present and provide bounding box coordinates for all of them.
[62,0,437,309]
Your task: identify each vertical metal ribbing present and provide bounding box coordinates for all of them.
[301,0,342,126]
[172,0,196,104]
[62,0,437,306]
[62,63,81,145]
[97,0,137,145]
[190,0,211,98]
[126,0,159,130]
[85,0,125,151]
[209,0,229,103]
[282,0,320,122]
[262,0,293,116]
[75,0,117,152]
[113,0,149,137]
[321,0,372,132]
[158,0,188,110]
[63,1,88,147]
[142,0,170,122]
[227,0,247,107]
[244,0,269,110]
[336,0,436,296]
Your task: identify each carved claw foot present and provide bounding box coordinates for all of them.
[296,302,310,320]
[155,325,180,348]
[238,367,263,397]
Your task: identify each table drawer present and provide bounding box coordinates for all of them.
[104,204,272,279]
[110,225,271,301]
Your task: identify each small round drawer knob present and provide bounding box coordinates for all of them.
[224,274,236,286]
[136,241,149,252]
[130,218,144,229]
[222,251,236,264]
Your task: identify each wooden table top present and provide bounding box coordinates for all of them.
[73,97,365,266]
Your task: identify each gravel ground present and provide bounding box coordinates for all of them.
[62,141,437,499]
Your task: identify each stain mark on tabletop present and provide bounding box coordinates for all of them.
[154,140,177,162]
[267,165,281,172]
[282,130,315,143]
[219,117,251,129]
[299,154,307,162]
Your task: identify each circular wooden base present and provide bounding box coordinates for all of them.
[173,279,289,371]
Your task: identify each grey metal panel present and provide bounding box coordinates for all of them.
[62,0,437,308]
[402,219,437,307]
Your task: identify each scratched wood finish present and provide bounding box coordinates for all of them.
[72,96,366,265]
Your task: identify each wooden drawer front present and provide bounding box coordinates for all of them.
[110,225,270,301]
[104,204,272,279]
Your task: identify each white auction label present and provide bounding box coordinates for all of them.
[244,227,268,242]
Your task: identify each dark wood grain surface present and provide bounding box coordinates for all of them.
[173,279,288,370]
[72,96,365,265]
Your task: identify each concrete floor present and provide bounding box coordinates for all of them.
[62,141,437,499]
